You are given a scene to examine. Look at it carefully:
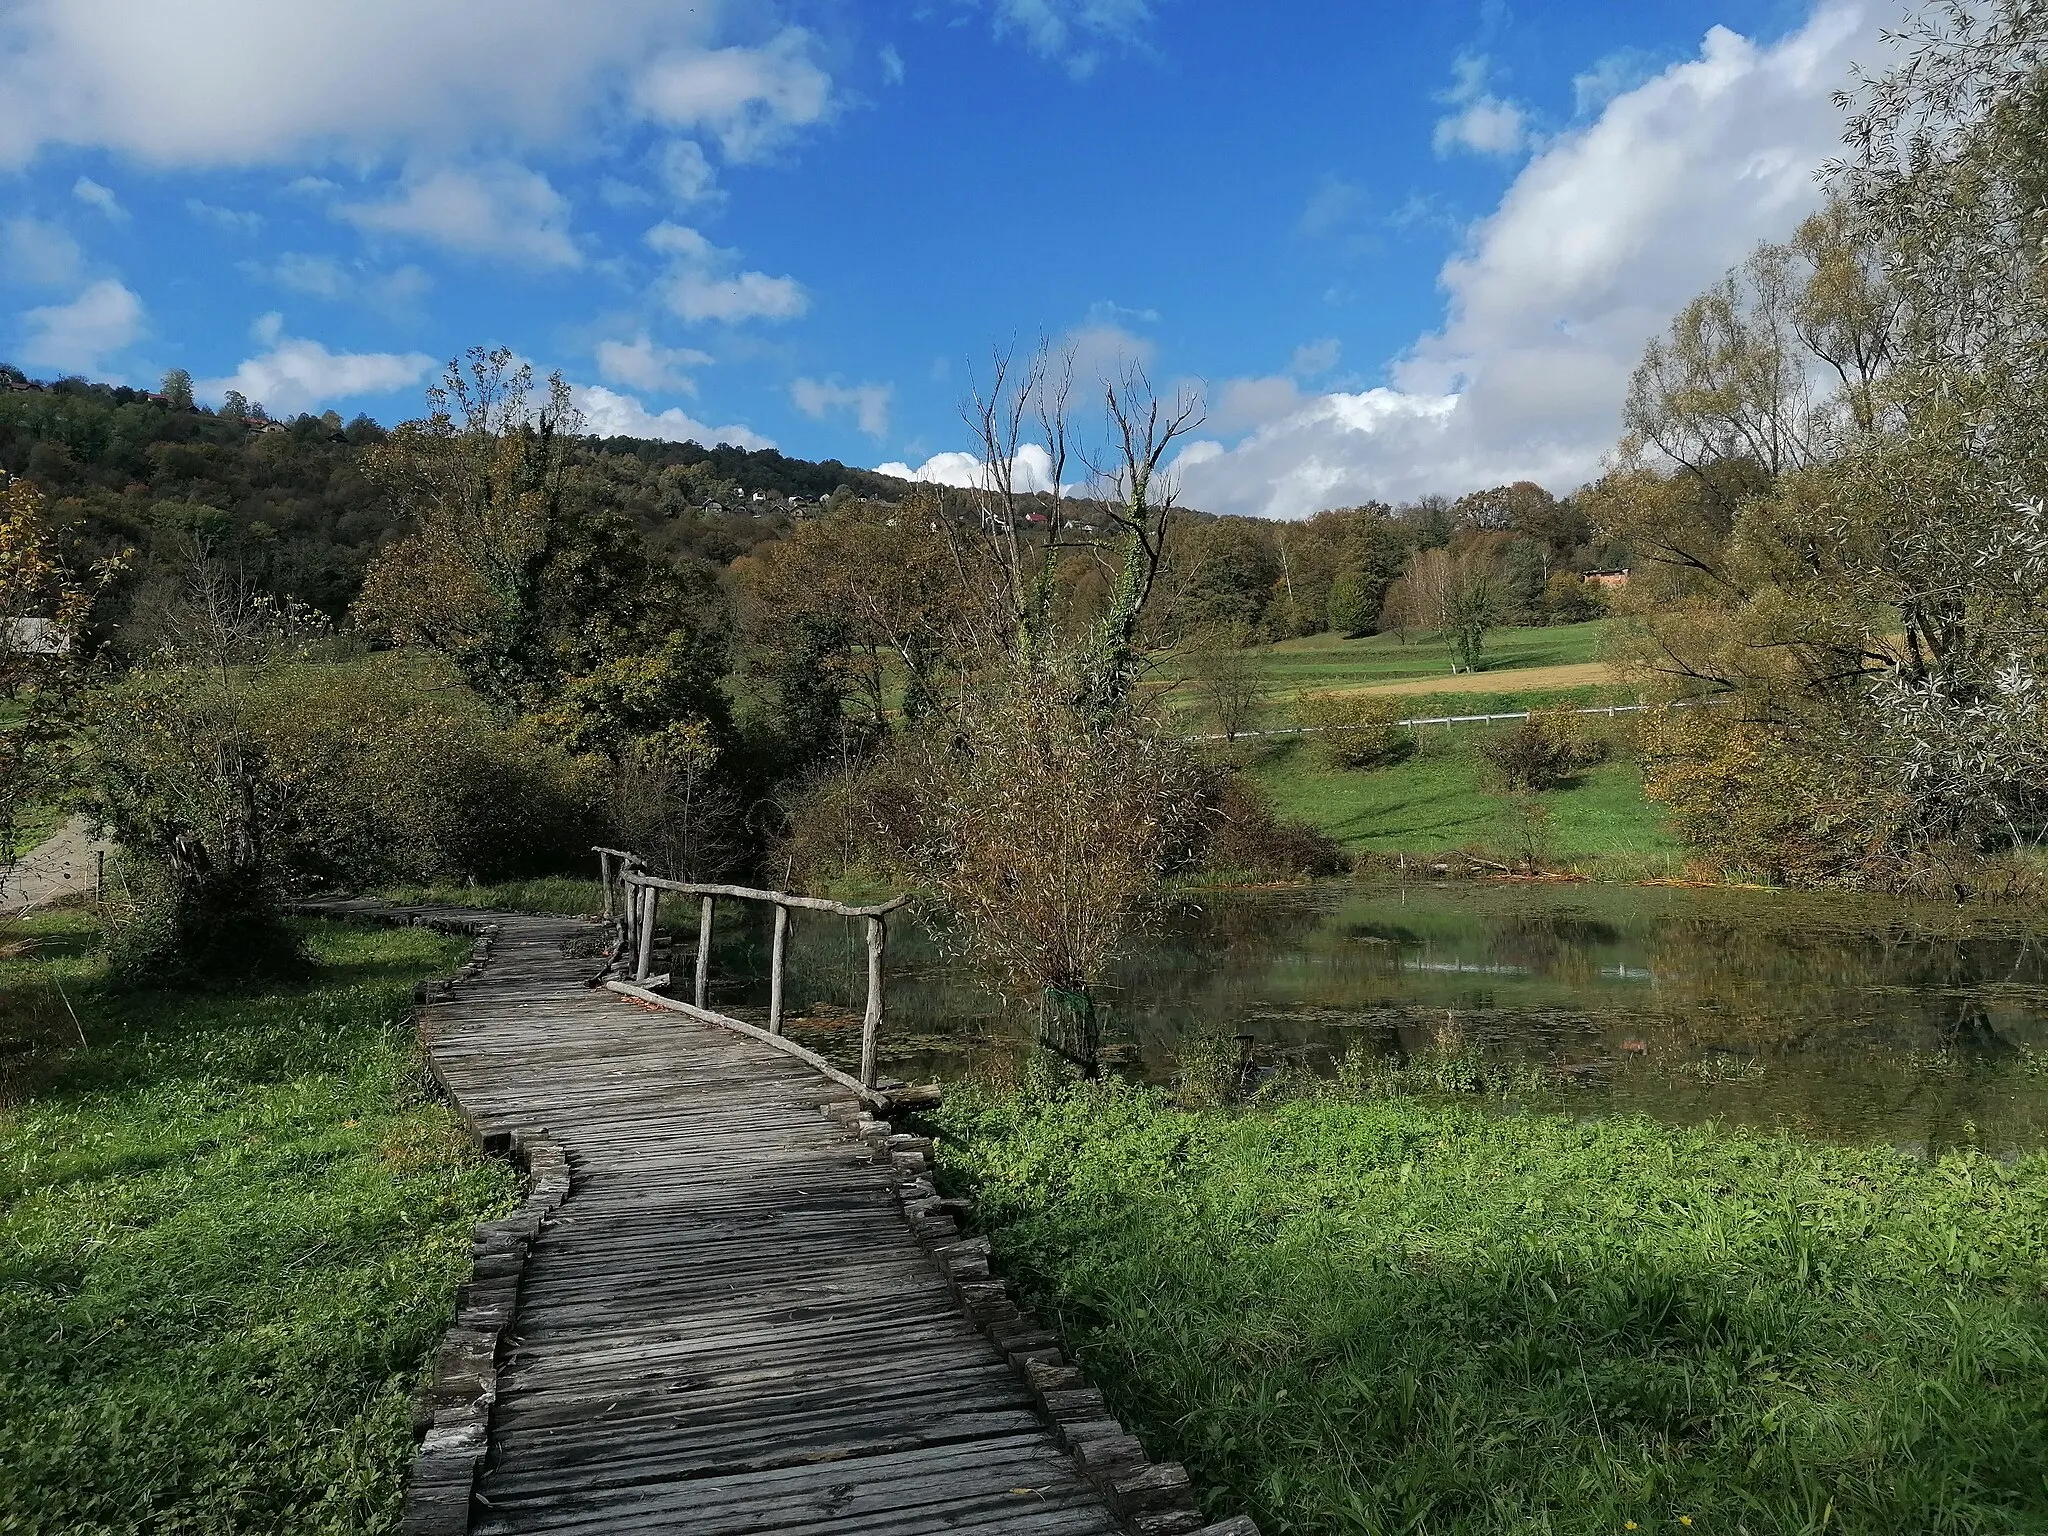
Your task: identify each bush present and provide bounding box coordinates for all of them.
[1202,774,1346,881]
[1480,709,1607,790]
[1294,692,1413,770]
[82,655,602,897]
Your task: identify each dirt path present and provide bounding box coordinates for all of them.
[2,815,109,914]
[1324,660,1618,698]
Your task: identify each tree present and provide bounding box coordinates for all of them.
[1600,0,2048,889]
[159,369,194,411]
[0,477,109,902]
[1325,569,1376,636]
[1188,623,1267,741]
[220,389,249,421]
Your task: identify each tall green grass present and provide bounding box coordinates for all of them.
[0,913,517,1535]
[374,875,603,916]
[934,1079,2048,1535]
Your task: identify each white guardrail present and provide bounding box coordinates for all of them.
[1199,696,1721,742]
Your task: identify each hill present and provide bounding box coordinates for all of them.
[0,363,916,649]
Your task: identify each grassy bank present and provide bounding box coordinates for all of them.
[0,913,517,1535]
[375,875,603,917]
[1243,730,1683,875]
[933,1079,2048,1535]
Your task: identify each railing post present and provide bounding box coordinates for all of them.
[861,914,885,1090]
[598,850,614,921]
[768,902,789,1035]
[695,895,714,1009]
[635,884,659,982]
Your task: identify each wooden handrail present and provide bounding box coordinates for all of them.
[600,850,911,1090]
[619,872,910,919]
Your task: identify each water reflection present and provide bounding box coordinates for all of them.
[700,879,2048,1152]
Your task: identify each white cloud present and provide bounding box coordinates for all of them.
[653,139,719,206]
[646,221,807,324]
[1165,1,1881,517]
[575,383,772,450]
[1573,48,1658,116]
[2,218,83,287]
[72,175,126,219]
[0,5,833,172]
[250,253,433,313]
[19,278,144,371]
[973,0,1158,80]
[1290,338,1341,377]
[880,45,906,86]
[790,376,892,438]
[595,334,712,393]
[186,198,263,233]
[341,163,581,269]
[1208,375,1307,434]
[1433,53,1531,158]
[200,330,435,416]
[632,29,832,162]
[877,443,1059,492]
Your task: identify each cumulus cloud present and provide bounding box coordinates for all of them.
[200,327,434,415]
[575,383,772,450]
[876,443,1060,493]
[595,334,712,393]
[18,278,144,371]
[72,175,125,219]
[790,376,891,438]
[1432,53,1531,158]
[341,163,581,269]
[653,139,719,207]
[646,221,807,324]
[633,29,832,163]
[1174,0,1878,518]
[3,218,84,287]
[0,4,833,171]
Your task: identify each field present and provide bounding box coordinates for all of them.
[1164,620,1618,723]
[933,1078,2048,1536]
[0,912,516,1535]
[1244,730,1682,874]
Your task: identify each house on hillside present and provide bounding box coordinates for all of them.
[1585,570,1630,589]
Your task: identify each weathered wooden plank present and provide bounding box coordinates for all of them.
[389,907,1126,1536]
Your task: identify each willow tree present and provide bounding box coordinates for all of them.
[889,345,1209,1059]
[1601,0,2048,888]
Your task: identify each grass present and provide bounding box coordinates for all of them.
[1164,621,1615,712]
[374,875,603,917]
[1243,731,1683,874]
[932,1077,2048,1535]
[0,912,518,1535]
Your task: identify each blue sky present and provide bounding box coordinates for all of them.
[0,0,1887,515]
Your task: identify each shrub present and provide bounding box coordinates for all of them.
[1480,709,1607,790]
[1324,570,1377,637]
[1202,774,1346,880]
[1294,692,1413,769]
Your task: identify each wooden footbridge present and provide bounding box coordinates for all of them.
[323,857,1254,1536]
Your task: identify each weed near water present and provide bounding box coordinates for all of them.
[0,913,517,1535]
[932,1079,2048,1535]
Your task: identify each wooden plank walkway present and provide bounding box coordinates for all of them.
[406,907,1124,1536]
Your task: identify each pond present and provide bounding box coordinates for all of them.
[702,878,2048,1154]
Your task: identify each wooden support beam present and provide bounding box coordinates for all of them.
[694,894,714,1009]
[635,885,659,982]
[862,914,886,1090]
[620,872,910,920]
[767,902,789,1036]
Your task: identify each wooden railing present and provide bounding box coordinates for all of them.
[593,847,914,1097]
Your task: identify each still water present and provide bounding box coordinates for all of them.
[708,879,2048,1152]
